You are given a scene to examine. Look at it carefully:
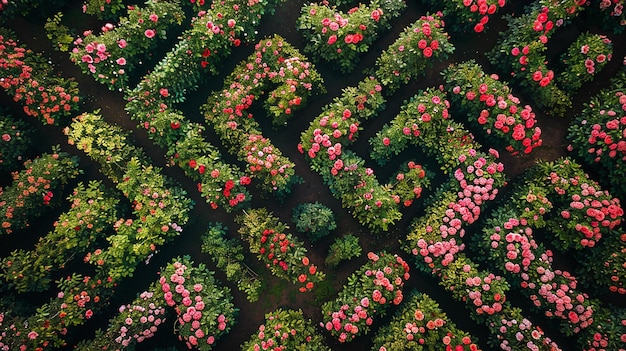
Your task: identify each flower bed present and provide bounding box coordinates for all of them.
[203,35,324,194]
[320,251,410,343]
[158,256,237,350]
[70,0,185,91]
[0,29,82,125]
[0,148,81,235]
[241,309,330,350]
[236,208,325,292]
[201,222,262,302]
[297,0,406,73]
[443,60,542,155]
[372,291,482,350]
[0,181,119,293]
[567,68,626,196]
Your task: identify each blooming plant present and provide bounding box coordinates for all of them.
[558,32,612,92]
[0,181,119,293]
[78,284,167,350]
[423,0,507,33]
[0,148,81,235]
[201,222,262,302]
[70,0,185,91]
[567,69,626,196]
[241,309,330,350]
[373,13,454,92]
[0,29,82,125]
[203,35,324,194]
[0,111,33,172]
[320,252,410,342]
[372,291,482,350]
[297,0,406,73]
[158,256,237,350]
[236,208,325,292]
[82,0,126,20]
[443,61,542,155]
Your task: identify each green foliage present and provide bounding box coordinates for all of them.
[325,234,361,267]
[201,222,262,302]
[0,111,33,172]
[44,12,74,52]
[291,202,337,242]
[558,32,613,92]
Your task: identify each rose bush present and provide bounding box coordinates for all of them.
[0,29,82,125]
[372,291,482,350]
[567,68,626,196]
[443,60,542,155]
[70,0,185,91]
[158,256,237,350]
[0,148,81,235]
[320,251,410,343]
[236,208,325,292]
[297,0,406,73]
[558,32,612,92]
[241,309,330,350]
[423,0,507,33]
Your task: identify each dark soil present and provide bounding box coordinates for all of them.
[1,0,626,350]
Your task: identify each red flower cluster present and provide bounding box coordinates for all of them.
[462,0,507,32]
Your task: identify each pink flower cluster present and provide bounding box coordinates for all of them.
[159,262,223,348]
[585,110,626,162]
[489,219,594,333]
[494,316,551,351]
[114,291,165,347]
[463,269,506,316]
[549,172,623,248]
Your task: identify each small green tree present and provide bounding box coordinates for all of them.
[325,235,361,267]
[291,202,337,242]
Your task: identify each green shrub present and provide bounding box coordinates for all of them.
[291,202,337,242]
[325,234,361,267]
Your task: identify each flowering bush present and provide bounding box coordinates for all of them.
[78,284,167,350]
[70,0,185,91]
[567,69,626,196]
[373,13,454,92]
[320,252,410,343]
[486,306,562,351]
[158,256,237,350]
[372,291,482,350]
[201,222,262,302]
[443,60,542,155]
[558,32,612,92]
[590,0,625,33]
[0,148,81,235]
[297,0,406,73]
[0,29,82,125]
[203,35,324,194]
[423,0,507,33]
[578,231,626,295]
[0,111,33,172]
[241,309,330,350]
[236,208,325,292]
[0,181,119,293]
